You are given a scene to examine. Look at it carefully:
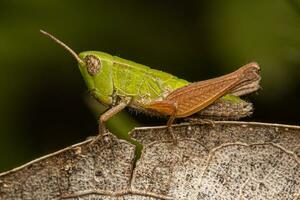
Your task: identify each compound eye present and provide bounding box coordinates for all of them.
[84,55,101,76]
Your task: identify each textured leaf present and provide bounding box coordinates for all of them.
[0,122,299,200]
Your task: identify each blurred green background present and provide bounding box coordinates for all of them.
[1,0,300,172]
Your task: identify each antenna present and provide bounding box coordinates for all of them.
[40,30,84,65]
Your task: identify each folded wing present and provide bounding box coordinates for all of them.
[146,62,260,117]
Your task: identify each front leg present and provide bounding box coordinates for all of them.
[92,97,132,143]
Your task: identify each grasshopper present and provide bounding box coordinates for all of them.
[41,30,261,143]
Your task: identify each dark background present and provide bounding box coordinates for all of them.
[1,0,300,172]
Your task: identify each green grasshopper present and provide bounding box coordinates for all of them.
[41,30,261,143]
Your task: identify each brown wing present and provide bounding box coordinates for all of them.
[228,62,261,96]
[146,62,260,117]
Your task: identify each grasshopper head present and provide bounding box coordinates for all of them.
[40,30,113,104]
[77,51,113,92]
